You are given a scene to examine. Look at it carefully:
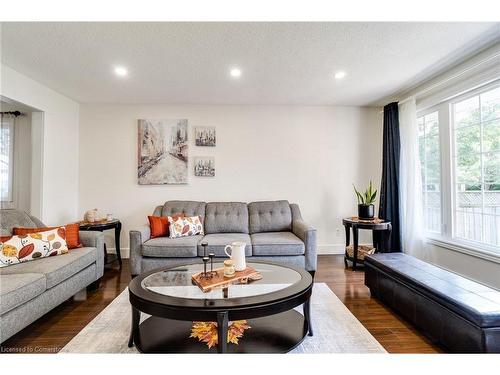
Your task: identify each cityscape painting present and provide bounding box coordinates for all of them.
[138,119,188,184]
[195,126,216,146]
[194,157,215,177]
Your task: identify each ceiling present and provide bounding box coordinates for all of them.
[1,22,499,106]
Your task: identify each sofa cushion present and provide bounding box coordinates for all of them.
[0,209,41,236]
[0,247,97,289]
[198,233,252,257]
[251,232,304,256]
[248,200,292,234]
[142,235,203,258]
[0,273,46,314]
[205,202,249,234]
[162,201,206,222]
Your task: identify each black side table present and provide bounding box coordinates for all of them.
[79,219,122,267]
[342,217,391,271]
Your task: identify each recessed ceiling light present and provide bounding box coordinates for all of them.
[334,71,346,80]
[230,68,242,78]
[114,66,128,77]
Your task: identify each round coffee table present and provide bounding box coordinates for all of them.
[128,261,313,353]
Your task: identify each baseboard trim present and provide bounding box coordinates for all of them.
[317,244,373,255]
[106,248,130,259]
[106,244,371,259]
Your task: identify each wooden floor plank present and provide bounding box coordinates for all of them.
[1,255,441,353]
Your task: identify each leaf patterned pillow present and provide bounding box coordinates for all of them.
[168,216,204,238]
[0,227,69,268]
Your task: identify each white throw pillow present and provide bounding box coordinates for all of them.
[0,227,69,268]
[168,216,204,238]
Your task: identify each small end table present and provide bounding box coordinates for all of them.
[342,217,391,271]
[79,219,122,267]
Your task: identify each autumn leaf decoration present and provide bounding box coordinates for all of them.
[190,320,251,349]
[57,227,66,239]
[18,244,35,259]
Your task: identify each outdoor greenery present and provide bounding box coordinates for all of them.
[418,87,500,192]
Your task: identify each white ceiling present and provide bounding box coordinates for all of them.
[1,22,499,106]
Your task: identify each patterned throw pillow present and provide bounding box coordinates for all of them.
[148,213,185,238]
[12,223,82,249]
[0,227,69,268]
[168,216,204,238]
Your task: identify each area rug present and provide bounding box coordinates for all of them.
[60,283,385,353]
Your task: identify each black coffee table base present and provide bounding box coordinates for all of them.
[131,310,309,353]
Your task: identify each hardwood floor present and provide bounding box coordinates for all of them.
[1,255,441,353]
[317,255,441,353]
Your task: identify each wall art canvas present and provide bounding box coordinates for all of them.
[195,126,216,147]
[138,119,188,184]
[194,157,215,177]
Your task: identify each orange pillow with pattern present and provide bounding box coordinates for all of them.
[148,213,185,238]
[13,223,82,249]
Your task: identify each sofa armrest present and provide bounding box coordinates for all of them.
[79,231,105,279]
[129,225,151,276]
[292,220,317,272]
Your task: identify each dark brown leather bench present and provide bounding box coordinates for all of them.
[365,253,500,353]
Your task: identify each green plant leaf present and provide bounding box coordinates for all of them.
[356,191,364,204]
[353,184,365,204]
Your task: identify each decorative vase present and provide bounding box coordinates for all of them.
[358,204,375,219]
[84,208,102,223]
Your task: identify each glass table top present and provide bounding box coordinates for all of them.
[141,262,302,300]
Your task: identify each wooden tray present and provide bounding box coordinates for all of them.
[191,266,262,293]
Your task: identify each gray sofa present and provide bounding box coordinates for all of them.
[130,200,317,277]
[0,209,105,343]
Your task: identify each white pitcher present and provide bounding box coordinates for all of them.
[224,242,247,271]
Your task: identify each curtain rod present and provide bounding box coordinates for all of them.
[0,111,24,117]
[380,50,500,112]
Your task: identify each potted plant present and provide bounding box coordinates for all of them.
[353,181,377,219]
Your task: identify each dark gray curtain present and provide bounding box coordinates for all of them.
[379,102,401,252]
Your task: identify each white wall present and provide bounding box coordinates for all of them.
[1,64,80,224]
[79,104,383,253]
[418,243,500,288]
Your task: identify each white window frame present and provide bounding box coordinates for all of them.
[418,79,500,259]
[0,116,15,205]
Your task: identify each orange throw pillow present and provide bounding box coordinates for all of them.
[0,236,12,243]
[148,216,169,238]
[148,213,185,238]
[63,223,82,249]
[13,223,82,249]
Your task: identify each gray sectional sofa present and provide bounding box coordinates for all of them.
[130,200,317,277]
[0,209,105,343]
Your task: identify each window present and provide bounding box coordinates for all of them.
[0,117,15,202]
[452,86,500,247]
[418,82,500,253]
[418,111,441,233]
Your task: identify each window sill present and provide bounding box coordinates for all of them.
[425,236,500,265]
